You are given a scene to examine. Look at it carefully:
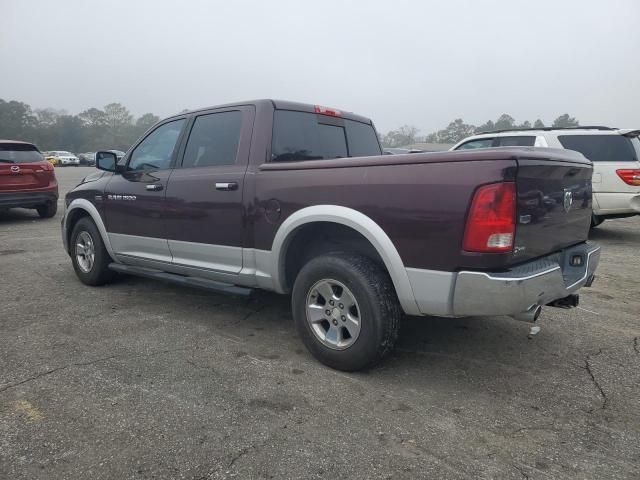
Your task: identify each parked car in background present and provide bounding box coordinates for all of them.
[451,126,640,227]
[49,151,80,166]
[78,152,96,166]
[61,99,599,371]
[383,147,424,155]
[42,152,59,166]
[0,140,58,218]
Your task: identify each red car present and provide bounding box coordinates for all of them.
[0,140,59,218]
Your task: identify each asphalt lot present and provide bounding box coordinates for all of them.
[1,166,639,479]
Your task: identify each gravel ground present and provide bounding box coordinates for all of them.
[1,167,639,479]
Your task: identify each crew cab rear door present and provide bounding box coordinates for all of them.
[163,106,255,274]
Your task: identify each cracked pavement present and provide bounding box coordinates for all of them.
[1,167,639,479]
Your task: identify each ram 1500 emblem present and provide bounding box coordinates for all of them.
[107,194,137,201]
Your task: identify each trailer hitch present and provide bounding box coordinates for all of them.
[547,294,580,309]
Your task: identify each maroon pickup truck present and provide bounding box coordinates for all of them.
[61,100,600,371]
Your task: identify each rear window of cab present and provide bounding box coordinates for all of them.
[0,143,43,163]
[271,110,381,162]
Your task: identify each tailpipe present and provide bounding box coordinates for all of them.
[511,305,542,323]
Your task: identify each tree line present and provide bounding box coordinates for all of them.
[381,113,579,148]
[1,97,580,153]
[0,98,161,153]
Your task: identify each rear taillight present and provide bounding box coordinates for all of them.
[616,169,640,186]
[463,182,516,253]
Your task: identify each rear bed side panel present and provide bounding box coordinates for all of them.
[253,159,517,272]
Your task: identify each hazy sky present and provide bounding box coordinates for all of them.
[1,0,639,133]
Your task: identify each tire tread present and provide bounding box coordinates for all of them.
[292,252,401,371]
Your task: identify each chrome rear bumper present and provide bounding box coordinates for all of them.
[452,242,600,317]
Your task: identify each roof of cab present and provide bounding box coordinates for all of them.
[170,99,374,124]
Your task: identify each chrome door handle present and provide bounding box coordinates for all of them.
[215,182,238,191]
[146,184,163,191]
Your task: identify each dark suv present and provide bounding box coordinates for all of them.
[0,140,58,218]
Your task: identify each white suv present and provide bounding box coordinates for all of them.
[451,127,640,227]
[50,151,80,166]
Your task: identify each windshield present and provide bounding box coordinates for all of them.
[0,143,44,163]
[558,135,638,162]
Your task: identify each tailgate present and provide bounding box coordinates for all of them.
[513,151,593,262]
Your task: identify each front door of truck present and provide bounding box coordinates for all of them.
[163,106,254,274]
[103,117,187,263]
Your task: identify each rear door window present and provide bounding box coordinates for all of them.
[496,136,536,147]
[558,135,638,162]
[271,110,381,162]
[181,111,242,168]
[455,138,495,150]
[0,143,43,163]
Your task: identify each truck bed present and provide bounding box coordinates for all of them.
[257,147,593,272]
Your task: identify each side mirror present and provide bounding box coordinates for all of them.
[95,151,119,172]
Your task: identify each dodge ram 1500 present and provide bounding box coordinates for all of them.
[62,99,600,370]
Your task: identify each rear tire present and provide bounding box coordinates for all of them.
[36,201,57,218]
[292,253,401,371]
[70,217,116,286]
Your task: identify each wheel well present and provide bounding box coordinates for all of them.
[65,208,91,253]
[282,222,386,291]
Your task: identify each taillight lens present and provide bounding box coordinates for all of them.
[463,182,516,252]
[40,161,54,172]
[616,169,640,186]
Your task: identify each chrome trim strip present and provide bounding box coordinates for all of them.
[459,266,561,282]
[109,233,172,263]
[168,239,242,274]
[115,247,275,291]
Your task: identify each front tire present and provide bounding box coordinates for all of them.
[70,217,116,286]
[292,253,401,371]
[36,201,57,218]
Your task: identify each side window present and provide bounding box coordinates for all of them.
[456,138,494,150]
[181,111,242,168]
[128,119,185,171]
[345,120,382,157]
[496,136,536,147]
